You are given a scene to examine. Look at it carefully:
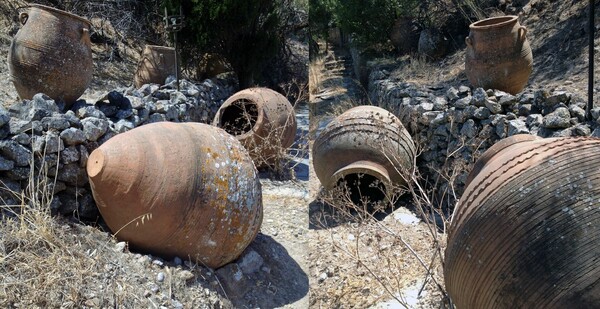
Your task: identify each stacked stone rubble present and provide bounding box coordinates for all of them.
[369,69,596,202]
[0,78,236,219]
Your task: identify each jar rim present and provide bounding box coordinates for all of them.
[470,15,518,30]
[28,4,91,27]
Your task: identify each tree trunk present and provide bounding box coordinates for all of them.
[236,66,255,89]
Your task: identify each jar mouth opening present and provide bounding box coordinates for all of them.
[216,98,261,140]
[470,15,518,30]
[335,172,388,208]
[29,4,91,26]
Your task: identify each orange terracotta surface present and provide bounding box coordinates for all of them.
[87,122,262,269]
[8,4,93,106]
[312,105,416,192]
[465,15,533,94]
[446,136,600,308]
[213,87,297,166]
[134,45,176,88]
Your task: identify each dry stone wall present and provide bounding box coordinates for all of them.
[0,77,236,220]
[368,67,598,204]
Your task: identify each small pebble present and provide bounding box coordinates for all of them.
[261,266,271,274]
[172,300,184,309]
[114,242,127,252]
[318,272,328,283]
[152,259,164,267]
[156,272,165,282]
[178,270,195,281]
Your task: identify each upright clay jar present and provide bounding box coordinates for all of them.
[8,4,93,106]
[465,15,533,95]
[134,45,176,88]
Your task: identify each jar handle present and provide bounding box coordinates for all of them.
[518,26,528,42]
[82,28,92,48]
[19,12,28,25]
[465,36,472,47]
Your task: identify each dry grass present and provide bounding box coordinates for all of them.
[0,152,231,308]
[309,55,349,100]
[263,81,309,179]
[309,57,325,96]
[308,105,453,308]
[0,173,137,307]
[388,53,465,86]
[310,146,452,308]
[456,0,487,23]
[308,47,361,142]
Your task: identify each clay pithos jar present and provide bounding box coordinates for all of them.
[312,105,416,208]
[212,87,297,167]
[8,4,93,107]
[134,45,176,88]
[87,122,263,269]
[465,15,533,95]
[445,135,600,308]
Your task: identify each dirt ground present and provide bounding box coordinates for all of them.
[306,0,600,308]
[0,1,311,308]
[308,44,450,309]
[1,0,599,308]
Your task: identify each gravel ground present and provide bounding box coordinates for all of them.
[0,8,312,307]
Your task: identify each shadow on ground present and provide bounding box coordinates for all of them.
[529,2,591,86]
[308,194,397,230]
[216,233,309,308]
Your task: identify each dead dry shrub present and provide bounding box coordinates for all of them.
[0,163,130,307]
[310,138,453,308]
[388,53,462,86]
[0,143,234,308]
[309,57,325,96]
[220,81,309,180]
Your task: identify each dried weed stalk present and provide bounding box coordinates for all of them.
[0,137,232,308]
[221,81,309,180]
[311,129,453,308]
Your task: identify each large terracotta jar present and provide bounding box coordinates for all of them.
[87,122,263,269]
[445,135,600,308]
[213,87,297,167]
[465,15,533,95]
[8,4,93,107]
[196,53,230,81]
[134,45,176,88]
[389,17,419,55]
[312,105,416,206]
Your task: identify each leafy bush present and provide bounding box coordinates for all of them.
[309,0,335,39]
[310,0,420,48]
[163,0,284,88]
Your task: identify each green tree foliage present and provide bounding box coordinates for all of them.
[163,0,282,88]
[309,0,420,48]
[309,0,335,39]
[333,0,397,47]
